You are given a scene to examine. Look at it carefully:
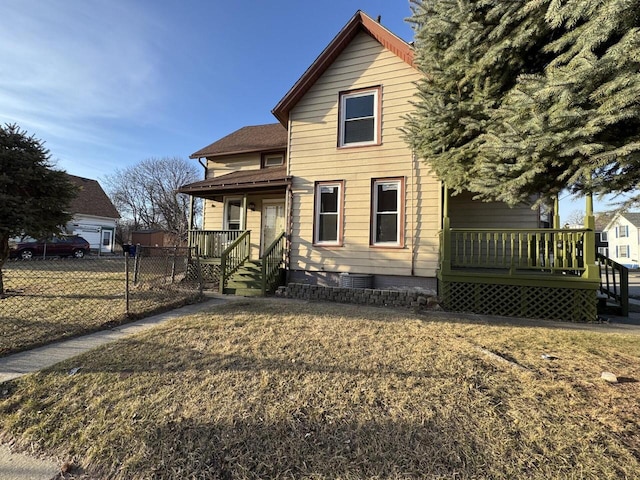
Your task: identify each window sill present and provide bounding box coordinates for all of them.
[337,142,382,150]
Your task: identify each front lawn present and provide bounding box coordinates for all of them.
[1,299,639,479]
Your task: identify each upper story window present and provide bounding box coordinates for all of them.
[600,231,608,242]
[262,152,285,168]
[617,225,629,238]
[338,87,381,148]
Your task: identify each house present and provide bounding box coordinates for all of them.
[179,11,601,320]
[603,212,640,268]
[65,175,120,254]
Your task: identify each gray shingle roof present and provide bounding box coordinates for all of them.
[67,175,120,219]
[190,124,287,159]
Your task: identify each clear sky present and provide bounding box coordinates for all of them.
[0,0,619,220]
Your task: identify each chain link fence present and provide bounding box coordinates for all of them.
[0,247,204,356]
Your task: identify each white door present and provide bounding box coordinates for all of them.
[261,201,285,255]
[101,229,113,253]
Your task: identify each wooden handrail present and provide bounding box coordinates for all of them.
[442,228,596,278]
[261,231,286,296]
[220,231,251,293]
[597,253,629,316]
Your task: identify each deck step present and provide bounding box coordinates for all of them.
[223,287,264,297]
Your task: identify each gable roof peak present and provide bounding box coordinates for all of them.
[272,10,415,126]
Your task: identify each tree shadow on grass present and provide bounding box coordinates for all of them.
[121,415,488,480]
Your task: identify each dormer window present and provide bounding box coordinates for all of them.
[261,152,285,168]
[338,86,381,147]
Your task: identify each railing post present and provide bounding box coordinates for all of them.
[220,252,227,293]
[582,192,599,282]
[621,265,629,317]
[441,184,451,275]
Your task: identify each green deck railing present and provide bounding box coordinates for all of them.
[261,232,286,296]
[219,231,251,293]
[188,230,242,258]
[447,228,590,275]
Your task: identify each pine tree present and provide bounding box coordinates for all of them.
[405,0,640,206]
[0,124,78,294]
[476,0,640,205]
[404,0,553,197]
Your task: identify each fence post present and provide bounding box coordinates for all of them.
[124,251,130,316]
[171,246,177,284]
[133,250,140,284]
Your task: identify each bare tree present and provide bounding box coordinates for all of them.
[565,210,585,227]
[103,157,201,243]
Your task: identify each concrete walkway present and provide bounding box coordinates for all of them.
[0,295,227,480]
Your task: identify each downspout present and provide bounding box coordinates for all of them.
[190,157,208,233]
[285,116,293,284]
[410,150,416,276]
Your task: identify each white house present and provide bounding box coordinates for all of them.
[65,175,120,254]
[603,212,640,268]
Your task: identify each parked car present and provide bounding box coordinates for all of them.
[9,236,90,259]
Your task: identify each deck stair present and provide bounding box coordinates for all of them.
[223,260,264,296]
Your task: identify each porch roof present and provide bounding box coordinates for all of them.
[178,167,291,199]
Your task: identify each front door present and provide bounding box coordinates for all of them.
[261,201,285,255]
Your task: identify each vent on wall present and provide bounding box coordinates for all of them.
[339,273,374,289]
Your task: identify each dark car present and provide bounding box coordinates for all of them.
[10,236,91,259]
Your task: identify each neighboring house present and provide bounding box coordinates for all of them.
[179,11,601,321]
[603,212,640,268]
[65,175,120,254]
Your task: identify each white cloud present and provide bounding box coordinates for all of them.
[0,0,165,146]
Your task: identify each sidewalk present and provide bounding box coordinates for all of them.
[0,295,227,480]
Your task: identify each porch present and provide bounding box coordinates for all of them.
[188,229,286,296]
[440,190,603,321]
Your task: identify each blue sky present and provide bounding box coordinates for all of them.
[1,1,412,176]
[0,0,618,219]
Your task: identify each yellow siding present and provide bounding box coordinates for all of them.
[288,32,441,278]
[203,194,284,259]
[201,153,262,235]
[449,191,540,229]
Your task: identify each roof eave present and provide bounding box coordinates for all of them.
[189,146,286,160]
[271,10,415,126]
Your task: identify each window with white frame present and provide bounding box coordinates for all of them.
[263,153,284,168]
[617,225,629,238]
[618,245,629,258]
[224,198,242,230]
[600,231,608,242]
[314,181,343,245]
[372,178,403,246]
[597,247,608,256]
[339,87,380,147]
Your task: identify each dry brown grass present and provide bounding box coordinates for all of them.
[1,298,639,479]
[0,259,201,356]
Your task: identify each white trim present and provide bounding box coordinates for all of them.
[223,197,243,230]
[314,182,342,245]
[339,89,379,147]
[264,153,284,167]
[372,179,401,246]
[261,199,286,255]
